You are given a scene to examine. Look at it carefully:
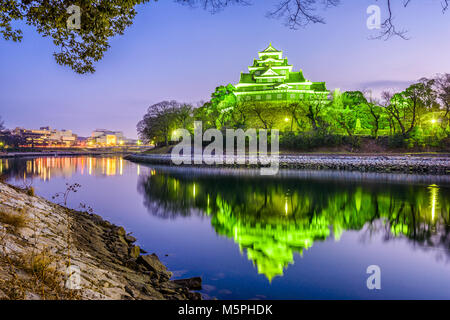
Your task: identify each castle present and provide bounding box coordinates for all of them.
[234,44,329,102]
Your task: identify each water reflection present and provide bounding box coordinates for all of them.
[137,168,450,281]
[0,156,133,180]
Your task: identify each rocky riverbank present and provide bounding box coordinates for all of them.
[125,153,450,175]
[0,181,201,300]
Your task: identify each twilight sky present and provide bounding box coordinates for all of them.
[1,0,449,138]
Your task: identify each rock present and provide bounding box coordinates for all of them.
[24,292,41,300]
[137,254,172,279]
[173,277,202,290]
[124,285,135,298]
[0,289,8,299]
[140,285,164,299]
[160,287,177,295]
[117,226,126,237]
[129,245,140,259]
[187,291,202,300]
[125,234,137,243]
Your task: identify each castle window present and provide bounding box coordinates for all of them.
[277,94,283,99]
[256,95,261,100]
[266,94,272,100]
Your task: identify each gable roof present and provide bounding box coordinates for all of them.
[260,68,280,76]
[261,43,280,53]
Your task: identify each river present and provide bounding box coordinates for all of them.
[1,155,450,299]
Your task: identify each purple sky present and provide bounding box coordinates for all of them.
[1,0,449,138]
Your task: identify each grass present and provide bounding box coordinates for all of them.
[26,187,35,197]
[0,209,28,231]
[143,145,171,154]
[0,182,80,300]
[0,249,80,300]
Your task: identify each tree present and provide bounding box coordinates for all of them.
[175,103,194,130]
[232,101,251,129]
[384,79,437,138]
[0,116,4,131]
[302,92,328,131]
[2,1,447,73]
[248,102,277,130]
[363,100,384,139]
[206,84,237,129]
[0,1,157,74]
[137,100,182,145]
[434,73,450,129]
[328,90,365,137]
[284,102,304,132]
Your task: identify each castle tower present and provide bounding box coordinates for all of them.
[234,44,329,102]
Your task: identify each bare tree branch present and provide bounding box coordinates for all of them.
[266,0,340,29]
[175,0,250,13]
[370,0,409,40]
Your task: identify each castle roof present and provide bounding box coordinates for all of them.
[260,43,280,53]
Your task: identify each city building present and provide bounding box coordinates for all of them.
[234,44,329,102]
[11,127,78,147]
[88,129,136,146]
[0,126,139,148]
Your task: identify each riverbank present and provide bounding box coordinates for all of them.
[125,153,450,174]
[0,181,201,300]
[0,146,153,159]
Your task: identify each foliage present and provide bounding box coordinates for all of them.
[137,101,193,146]
[0,0,156,73]
[137,75,450,151]
[207,84,237,128]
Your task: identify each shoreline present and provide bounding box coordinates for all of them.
[0,181,201,300]
[124,153,450,175]
[0,151,132,159]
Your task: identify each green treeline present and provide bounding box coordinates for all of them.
[137,75,450,150]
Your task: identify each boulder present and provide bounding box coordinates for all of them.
[129,245,140,259]
[137,254,172,279]
[125,234,137,243]
[116,226,126,237]
[172,277,202,290]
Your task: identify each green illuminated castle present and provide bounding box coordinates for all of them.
[234,44,329,102]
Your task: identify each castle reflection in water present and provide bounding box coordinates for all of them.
[136,167,449,281]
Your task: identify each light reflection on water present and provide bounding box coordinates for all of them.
[1,156,450,299]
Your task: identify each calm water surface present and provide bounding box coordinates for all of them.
[1,156,450,299]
